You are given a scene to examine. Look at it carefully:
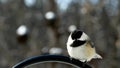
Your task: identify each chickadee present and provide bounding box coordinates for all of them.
[67,30,102,62]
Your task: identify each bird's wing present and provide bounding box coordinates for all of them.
[88,41,94,48]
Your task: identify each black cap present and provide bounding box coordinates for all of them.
[71,30,83,40]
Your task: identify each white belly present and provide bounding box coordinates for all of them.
[67,44,96,62]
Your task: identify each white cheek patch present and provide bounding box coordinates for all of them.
[79,32,89,41]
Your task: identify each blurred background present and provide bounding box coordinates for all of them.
[0,0,120,68]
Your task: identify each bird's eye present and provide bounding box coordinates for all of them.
[70,40,86,47]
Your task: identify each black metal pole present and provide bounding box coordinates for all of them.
[12,55,92,68]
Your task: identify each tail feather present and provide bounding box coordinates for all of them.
[94,53,102,59]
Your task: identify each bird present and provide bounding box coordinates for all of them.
[66,30,102,62]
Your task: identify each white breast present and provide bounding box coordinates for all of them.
[67,43,96,62]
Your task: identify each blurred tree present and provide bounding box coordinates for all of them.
[98,7,118,68]
[44,0,61,48]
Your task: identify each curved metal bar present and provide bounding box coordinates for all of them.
[12,55,92,68]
